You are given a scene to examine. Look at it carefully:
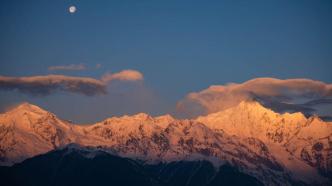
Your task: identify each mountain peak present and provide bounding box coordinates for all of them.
[117,113,153,121]
[102,112,153,124]
[131,112,152,119]
[237,100,271,111]
[17,102,38,108]
[7,102,47,115]
[195,100,311,142]
[198,100,275,120]
[155,114,175,121]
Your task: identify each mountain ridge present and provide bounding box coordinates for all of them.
[0,101,331,185]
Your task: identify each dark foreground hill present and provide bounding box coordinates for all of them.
[0,146,263,186]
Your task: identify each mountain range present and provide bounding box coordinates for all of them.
[0,101,331,186]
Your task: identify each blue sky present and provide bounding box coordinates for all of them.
[0,0,331,123]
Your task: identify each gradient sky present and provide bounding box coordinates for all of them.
[1,0,332,123]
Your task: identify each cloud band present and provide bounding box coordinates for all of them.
[0,70,144,96]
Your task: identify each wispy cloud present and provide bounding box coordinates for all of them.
[48,64,86,71]
[176,78,332,118]
[0,69,144,96]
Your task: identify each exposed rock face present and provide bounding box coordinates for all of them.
[0,101,331,185]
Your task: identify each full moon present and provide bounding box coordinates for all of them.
[69,6,77,14]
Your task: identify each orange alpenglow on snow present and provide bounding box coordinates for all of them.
[0,101,331,185]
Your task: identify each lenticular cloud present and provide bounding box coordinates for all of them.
[176,78,332,118]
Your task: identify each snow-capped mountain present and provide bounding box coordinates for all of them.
[0,103,76,165]
[0,101,331,185]
[197,101,332,181]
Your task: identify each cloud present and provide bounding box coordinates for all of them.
[101,70,144,83]
[0,75,106,96]
[176,78,332,118]
[0,69,144,96]
[48,64,86,71]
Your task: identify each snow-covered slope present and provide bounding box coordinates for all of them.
[197,101,332,181]
[0,102,331,185]
[82,116,292,185]
[0,103,79,165]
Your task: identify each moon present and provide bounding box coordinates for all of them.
[69,6,77,14]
